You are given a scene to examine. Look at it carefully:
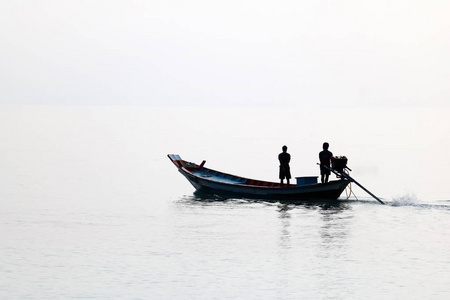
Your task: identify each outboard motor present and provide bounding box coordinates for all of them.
[328,155,385,204]
[332,156,348,173]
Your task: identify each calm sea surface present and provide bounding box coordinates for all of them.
[1,106,449,299]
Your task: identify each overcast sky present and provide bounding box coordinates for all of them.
[2,1,449,107]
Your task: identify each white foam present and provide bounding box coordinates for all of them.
[392,193,419,206]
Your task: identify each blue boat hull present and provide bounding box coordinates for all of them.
[179,168,349,200]
[169,154,350,201]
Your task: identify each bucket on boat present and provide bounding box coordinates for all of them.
[296,176,318,186]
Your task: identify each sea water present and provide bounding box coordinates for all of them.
[1,105,449,299]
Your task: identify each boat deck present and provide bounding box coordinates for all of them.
[191,168,295,187]
[191,168,247,184]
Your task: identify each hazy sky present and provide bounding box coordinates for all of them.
[2,1,449,107]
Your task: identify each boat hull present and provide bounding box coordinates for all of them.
[169,154,350,201]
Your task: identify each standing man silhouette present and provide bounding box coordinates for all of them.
[319,142,333,183]
[278,145,291,185]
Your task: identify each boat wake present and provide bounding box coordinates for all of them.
[392,193,419,206]
[179,191,450,211]
[389,194,450,210]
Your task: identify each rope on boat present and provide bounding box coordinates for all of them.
[345,182,351,200]
[344,170,359,201]
[344,181,360,201]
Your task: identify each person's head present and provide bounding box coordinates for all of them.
[282,145,287,152]
[323,142,329,150]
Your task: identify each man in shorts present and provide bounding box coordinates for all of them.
[319,142,333,183]
[278,145,291,185]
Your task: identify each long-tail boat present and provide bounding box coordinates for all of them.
[168,154,350,201]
